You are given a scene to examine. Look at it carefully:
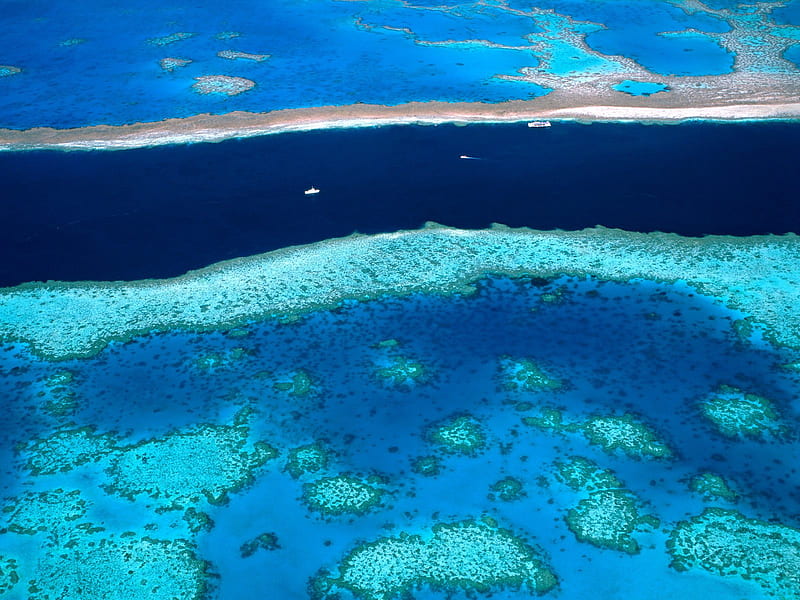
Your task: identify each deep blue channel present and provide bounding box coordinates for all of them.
[1,121,799,286]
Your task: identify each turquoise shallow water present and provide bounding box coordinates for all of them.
[1,0,798,129]
[1,274,798,599]
[612,80,671,95]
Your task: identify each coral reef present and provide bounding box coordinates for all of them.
[39,369,78,417]
[285,442,330,478]
[489,476,525,502]
[2,488,88,535]
[668,508,800,598]
[302,474,385,517]
[6,227,800,361]
[217,50,270,62]
[192,75,255,96]
[0,556,19,595]
[553,456,622,492]
[566,490,657,554]
[688,472,739,503]
[21,426,117,475]
[182,507,215,534]
[312,519,557,600]
[498,356,562,392]
[525,409,672,459]
[159,57,192,72]
[147,32,195,46]
[0,66,21,77]
[29,530,208,600]
[104,417,277,509]
[273,369,316,397]
[428,415,486,456]
[410,455,441,477]
[59,38,87,47]
[580,414,673,459]
[193,347,250,371]
[552,456,659,554]
[700,385,786,439]
[240,532,280,557]
[374,355,428,388]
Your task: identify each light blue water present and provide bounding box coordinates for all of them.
[613,79,670,95]
[787,43,800,66]
[1,275,798,599]
[0,0,794,129]
[525,0,735,76]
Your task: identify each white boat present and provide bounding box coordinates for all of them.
[527,120,551,128]
[304,187,320,195]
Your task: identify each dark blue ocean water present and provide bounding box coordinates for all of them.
[1,122,799,286]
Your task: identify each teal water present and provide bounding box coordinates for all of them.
[1,274,798,599]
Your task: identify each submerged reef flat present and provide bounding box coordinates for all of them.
[302,474,386,517]
[38,369,79,417]
[58,38,87,47]
[192,75,256,96]
[428,415,487,456]
[30,531,208,600]
[699,384,787,439]
[489,476,526,502]
[566,490,656,554]
[498,356,562,392]
[553,457,659,554]
[374,355,428,388]
[2,488,88,535]
[240,531,280,557]
[553,456,622,492]
[104,418,277,508]
[313,519,557,600]
[285,442,330,479]
[688,472,739,503]
[217,50,270,62]
[579,414,673,459]
[3,226,800,360]
[410,455,442,477]
[0,557,18,594]
[159,57,193,72]
[667,508,800,598]
[525,409,672,459]
[0,66,21,77]
[21,426,118,475]
[147,32,195,46]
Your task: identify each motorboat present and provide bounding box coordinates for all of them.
[527,120,551,128]
[304,187,320,195]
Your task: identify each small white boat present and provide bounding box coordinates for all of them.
[304,186,320,195]
[527,120,551,128]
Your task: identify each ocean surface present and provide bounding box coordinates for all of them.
[1,0,799,129]
[2,122,800,286]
